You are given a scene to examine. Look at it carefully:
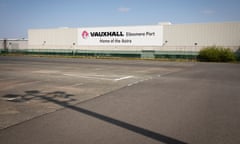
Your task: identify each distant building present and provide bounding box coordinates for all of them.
[28,22,240,51]
[0,38,28,52]
[2,22,240,58]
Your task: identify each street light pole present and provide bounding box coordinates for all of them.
[73,42,76,56]
[194,43,198,61]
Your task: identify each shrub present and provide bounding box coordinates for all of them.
[198,46,236,62]
[236,47,240,61]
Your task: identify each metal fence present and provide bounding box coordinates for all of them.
[1,45,239,60]
[0,48,200,60]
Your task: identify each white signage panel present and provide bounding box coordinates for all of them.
[78,25,163,46]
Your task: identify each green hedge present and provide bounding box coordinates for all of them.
[198,46,236,62]
[236,47,240,61]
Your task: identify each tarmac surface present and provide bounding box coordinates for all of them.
[0,56,239,144]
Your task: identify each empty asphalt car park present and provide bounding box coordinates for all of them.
[0,56,239,144]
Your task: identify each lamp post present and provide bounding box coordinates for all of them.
[42,41,46,54]
[73,42,76,56]
[42,41,46,47]
[163,40,168,59]
[194,43,198,61]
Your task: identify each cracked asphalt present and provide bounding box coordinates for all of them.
[0,56,239,144]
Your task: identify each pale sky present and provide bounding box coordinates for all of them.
[0,0,239,38]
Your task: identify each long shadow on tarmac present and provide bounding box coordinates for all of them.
[4,90,187,144]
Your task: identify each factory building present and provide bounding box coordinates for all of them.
[0,39,28,52]
[163,22,240,50]
[2,22,240,58]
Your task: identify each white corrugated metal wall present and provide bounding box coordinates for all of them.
[28,28,78,49]
[0,39,28,50]
[163,22,240,51]
[27,22,240,51]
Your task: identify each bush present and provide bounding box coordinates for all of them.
[236,47,240,61]
[198,46,236,62]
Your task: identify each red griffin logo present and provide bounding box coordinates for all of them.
[82,30,89,39]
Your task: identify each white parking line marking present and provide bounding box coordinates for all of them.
[70,83,84,87]
[63,74,115,81]
[127,76,153,87]
[114,76,133,81]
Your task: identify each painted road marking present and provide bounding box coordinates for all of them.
[114,76,133,81]
[63,73,115,81]
[34,70,134,82]
[64,74,134,82]
[70,83,84,87]
[127,76,153,87]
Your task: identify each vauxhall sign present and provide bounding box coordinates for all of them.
[90,31,124,37]
[78,25,163,46]
[81,31,124,39]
